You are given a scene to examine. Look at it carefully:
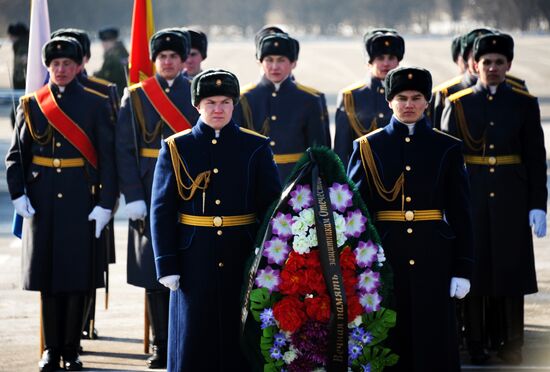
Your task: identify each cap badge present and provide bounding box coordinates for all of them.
[56,44,62,50]
[492,39,497,45]
[274,41,279,47]
[384,40,390,46]
[407,73,413,80]
[215,79,222,86]
[166,36,171,41]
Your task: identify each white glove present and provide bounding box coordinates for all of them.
[88,206,112,238]
[450,277,470,299]
[529,209,546,238]
[159,275,180,291]
[125,200,147,221]
[12,195,35,219]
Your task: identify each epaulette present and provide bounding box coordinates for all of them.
[239,127,267,139]
[511,87,535,99]
[88,76,115,86]
[296,82,322,97]
[83,87,108,99]
[506,78,527,91]
[128,82,143,92]
[20,92,34,103]
[165,128,193,143]
[448,87,474,102]
[506,73,525,84]
[432,75,462,94]
[433,128,461,141]
[341,81,367,94]
[356,127,384,143]
[240,83,257,95]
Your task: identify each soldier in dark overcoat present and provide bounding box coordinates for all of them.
[233,32,328,183]
[150,69,281,371]
[181,28,207,79]
[5,37,116,371]
[95,27,129,97]
[348,67,474,371]
[441,32,547,365]
[334,28,405,165]
[116,28,199,368]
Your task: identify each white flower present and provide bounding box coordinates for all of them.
[336,232,347,247]
[348,315,363,328]
[377,244,386,266]
[293,234,311,254]
[283,349,298,364]
[299,208,315,227]
[333,212,346,235]
[307,227,318,247]
[291,216,309,236]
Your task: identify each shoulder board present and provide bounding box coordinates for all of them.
[356,127,384,143]
[341,81,367,94]
[164,128,193,143]
[432,75,463,94]
[506,73,524,83]
[240,83,257,94]
[239,127,267,139]
[433,128,461,141]
[20,92,34,102]
[83,86,108,99]
[128,82,143,92]
[88,75,115,86]
[505,78,527,91]
[511,87,535,99]
[448,87,474,102]
[295,82,321,96]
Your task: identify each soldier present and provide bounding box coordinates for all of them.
[50,27,119,342]
[94,27,129,97]
[451,34,466,74]
[5,36,116,371]
[334,28,405,165]
[441,32,547,365]
[233,32,328,183]
[150,69,281,371]
[348,67,474,371]
[182,28,207,79]
[116,28,199,369]
[7,22,29,128]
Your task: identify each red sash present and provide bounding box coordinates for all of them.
[35,85,98,169]
[141,76,192,133]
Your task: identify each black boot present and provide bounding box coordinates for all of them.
[62,294,86,371]
[40,293,61,371]
[145,289,169,369]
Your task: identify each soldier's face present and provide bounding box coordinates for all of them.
[369,54,399,80]
[155,50,185,80]
[196,95,234,130]
[48,58,79,86]
[388,90,429,124]
[475,53,511,86]
[261,55,295,83]
[183,48,204,76]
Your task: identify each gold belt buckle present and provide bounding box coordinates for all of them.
[52,158,61,167]
[213,216,223,227]
[488,156,497,165]
[404,210,415,221]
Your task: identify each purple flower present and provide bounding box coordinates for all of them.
[263,237,291,266]
[348,340,363,362]
[288,355,316,372]
[273,332,287,348]
[270,346,283,360]
[357,269,381,293]
[360,291,382,313]
[354,240,378,268]
[271,212,293,239]
[361,331,373,345]
[288,184,313,212]
[255,266,281,292]
[329,183,353,212]
[345,209,367,238]
[290,321,329,365]
[351,327,366,343]
[361,363,372,372]
[260,308,276,329]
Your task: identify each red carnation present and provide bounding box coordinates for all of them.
[285,251,308,272]
[339,246,357,272]
[305,250,321,268]
[347,295,363,321]
[305,294,331,323]
[273,296,307,332]
[280,268,307,295]
[342,270,358,298]
[305,268,327,295]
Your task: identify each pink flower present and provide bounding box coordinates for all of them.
[288,184,313,212]
[263,237,291,266]
[255,266,281,292]
[271,212,293,239]
[360,291,382,313]
[328,183,353,213]
[345,209,367,238]
[357,269,381,293]
[354,240,378,268]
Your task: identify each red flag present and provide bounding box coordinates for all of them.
[129,0,155,85]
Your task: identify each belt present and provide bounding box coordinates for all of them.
[140,148,160,158]
[273,152,303,164]
[376,210,443,222]
[32,155,85,168]
[464,155,521,166]
[178,213,257,227]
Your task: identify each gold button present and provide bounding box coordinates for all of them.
[488,96,494,101]
[405,137,411,143]
[270,141,275,146]
[271,115,277,121]
[409,259,415,266]
[378,113,384,118]
[272,92,277,97]
[489,121,495,126]
[488,156,496,165]
[405,196,412,202]
[57,94,62,99]
[404,210,414,221]
[56,168,62,173]
[489,144,494,149]
[217,230,223,236]
[379,88,385,94]
[407,228,413,234]
[211,139,217,144]
[56,142,61,148]
[405,165,411,171]
[52,158,61,167]
[489,167,495,173]
[215,199,221,205]
[164,88,170,93]
[213,168,219,174]
[218,262,224,268]
[489,192,495,198]
[213,216,223,227]
[57,193,63,198]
